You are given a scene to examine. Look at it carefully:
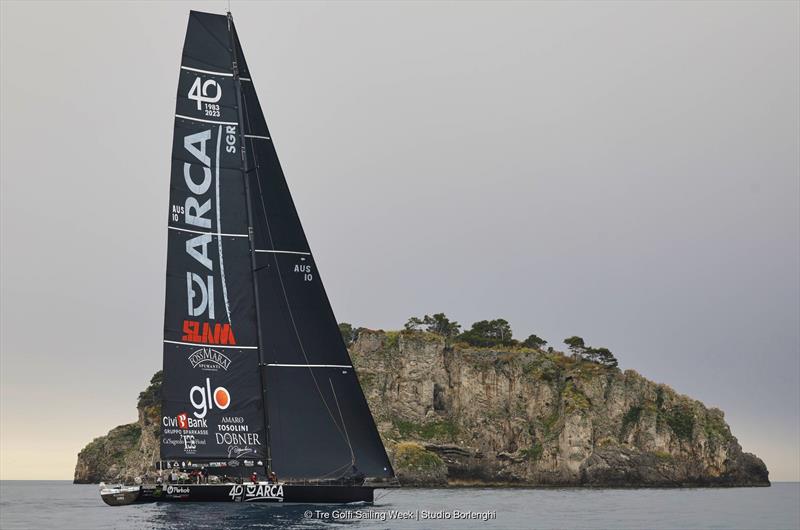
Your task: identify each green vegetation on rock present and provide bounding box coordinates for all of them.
[394,419,459,441]
[665,404,695,441]
[458,319,515,347]
[562,381,591,413]
[620,405,643,437]
[394,442,445,471]
[137,371,162,410]
[521,442,544,462]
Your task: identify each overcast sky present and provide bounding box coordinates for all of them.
[1,1,798,481]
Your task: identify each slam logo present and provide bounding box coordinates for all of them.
[190,377,231,419]
[182,320,236,346]
[188,348,231,372]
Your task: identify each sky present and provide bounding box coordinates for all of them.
[1,1,798,481]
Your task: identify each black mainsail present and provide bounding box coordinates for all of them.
[160,11,393,481]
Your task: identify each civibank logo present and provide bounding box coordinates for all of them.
[190,377,231,419]
[162,413,207,430]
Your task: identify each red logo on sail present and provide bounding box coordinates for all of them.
[182,320,236,345]
[177,413,189,430]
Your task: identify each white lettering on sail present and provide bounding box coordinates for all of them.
[186,233,213,270]
[188,77,222,111]
[187,273,214,319]
[190,378,231,418]
[183,162,211,194]
[183,130,212,190]
[185,197,211,228]
[182,128,217,322]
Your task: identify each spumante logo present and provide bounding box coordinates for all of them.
[189,348,232,371]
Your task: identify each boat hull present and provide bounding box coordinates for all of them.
[101,483,374,506]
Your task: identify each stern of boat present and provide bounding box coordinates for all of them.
[99,484,142,506]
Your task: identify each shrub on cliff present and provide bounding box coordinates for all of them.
[522,334,547,349]
[563,337,619,368]
[338,322,358,344]
[458,319,515,347]
[137,371,162,410]
[404,313,461,340]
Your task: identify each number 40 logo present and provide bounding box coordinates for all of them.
[188,77,222,110]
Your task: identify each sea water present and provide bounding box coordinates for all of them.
[1,481,798,529]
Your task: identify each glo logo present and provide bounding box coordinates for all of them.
[188,77,222,110]
[190,377,230,418]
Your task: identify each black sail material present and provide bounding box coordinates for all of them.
[161,11,265,462]
[161,11,392,478]
[231,24,394,479]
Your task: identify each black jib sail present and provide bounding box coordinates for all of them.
[161,11,393,480]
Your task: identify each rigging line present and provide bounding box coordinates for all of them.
[241,96,349,446]
[316,460,354,479]
[215,125,233,325]
[374,490,392,503]
[329,378,356,466]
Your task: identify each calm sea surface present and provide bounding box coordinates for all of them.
[0,481,798,530]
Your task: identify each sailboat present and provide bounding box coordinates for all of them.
[101,10,394,505]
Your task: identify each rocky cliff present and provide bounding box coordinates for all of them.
[74,330,769,486]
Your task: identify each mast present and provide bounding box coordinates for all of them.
[227,11,272,476]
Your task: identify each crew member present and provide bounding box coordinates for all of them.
[250,471,258,484]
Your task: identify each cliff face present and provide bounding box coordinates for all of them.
[74,331,769,486]
[74,373,161,484]
[353,331,768,486]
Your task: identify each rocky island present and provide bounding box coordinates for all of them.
[75,328,769,487]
